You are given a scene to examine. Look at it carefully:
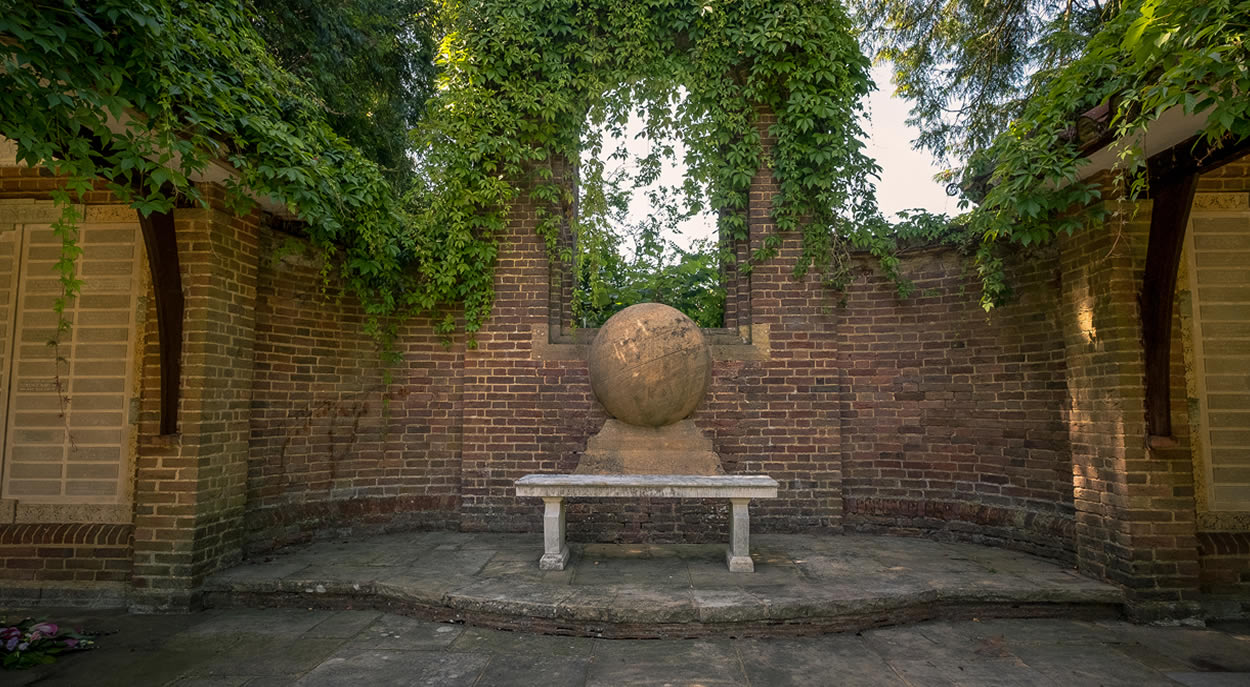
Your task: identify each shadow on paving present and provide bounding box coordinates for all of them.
[2,608,1248,686]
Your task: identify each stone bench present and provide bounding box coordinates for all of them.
[515,474,780,572]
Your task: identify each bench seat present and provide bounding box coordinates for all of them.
[515,474,779,572]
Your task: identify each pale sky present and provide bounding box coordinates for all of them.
[601,65,954,253]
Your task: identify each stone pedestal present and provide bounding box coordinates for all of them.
[540,497,571,570]
[726,498,754,572]
[574,419,724,476]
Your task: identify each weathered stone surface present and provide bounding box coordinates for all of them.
[197,531,1126,638]
[574,419,725,475]
[17,608,1248,687]
[587,303,710,427]
[515,473,779,499]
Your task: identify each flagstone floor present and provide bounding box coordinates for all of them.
[3,607,1248,686]
[200,532,1122,636]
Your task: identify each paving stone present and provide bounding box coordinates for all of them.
[450,626,595,657]
[691,588,769,623]
[883,657,1057,687]
[570,556,691,587]
[344,614,464,650]
[294,650,489,687]
[736,635,908,687]
[459,533,541,550]
[241,677,299,687]
[864,625,983,662]
[586,638,746,686]
[601,585,698,624]
[175,609,332,637]
[302,610,383,639]
[38,644,229,687]
[552,586,620,623]
[687,558,803,588]
[474,653,592,686]
[184,636,345,676]
[1165,673,1250,687]
[938,618,1109,646]
[202,533,1124,629]
[1107,625,1250,672]
[444,578,576,618]
[204,561,313,592]
[167,677,254,686]
[1010,642,1183,686]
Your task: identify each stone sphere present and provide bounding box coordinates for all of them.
[588,303,711,427]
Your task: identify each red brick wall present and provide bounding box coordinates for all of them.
[129,185,266,610]
[838,247,1075,559]
[1058,198,1203,617]
[1197,532,1250,606]
[453,120,844,542]
[0,524,132,585]
[243,229,463,552]
[231,123,1081,552]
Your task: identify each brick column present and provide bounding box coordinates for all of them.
[130,191,261,611]
[738,109,841,531]
[1059,199,1202,620]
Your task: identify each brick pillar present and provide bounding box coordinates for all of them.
[458,173,554,530]
[741,108,841,531]
[1059,199,1202,620]
[131,191,260,611]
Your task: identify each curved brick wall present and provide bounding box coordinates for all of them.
[839,247,1074,560]
[243,224,1076,560]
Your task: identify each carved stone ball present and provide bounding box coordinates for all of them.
[588,303,711,427]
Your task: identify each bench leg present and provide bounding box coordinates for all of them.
[725,497,754,572]
[539,497,570,570]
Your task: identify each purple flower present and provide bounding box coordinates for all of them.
[30,622,57,636]
[63,638,79,649]
[4,636,17,651]
[17,642,28,651]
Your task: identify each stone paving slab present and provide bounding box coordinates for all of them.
[200,532,1123,637]
[2,608,1248,686]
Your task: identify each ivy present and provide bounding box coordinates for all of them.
[1,1,425,348]
[963,0,1250,309]
[2,0,951,351]
[414,0,889,324]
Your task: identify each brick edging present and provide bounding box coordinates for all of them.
[0,523,133,546]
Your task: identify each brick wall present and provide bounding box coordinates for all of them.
[839,247,1075,560]
[0,523,132,604]
[244,230,463,552]
[130,186,263,611]
[453,116,844,542]
[227,123,1077,550]
[1196,532,1250,610]
[1059,198,1203,618]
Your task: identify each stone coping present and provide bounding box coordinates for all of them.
[202,533,1124,638]
[515,474,780,499]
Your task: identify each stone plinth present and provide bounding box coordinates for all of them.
[574,419,724,475]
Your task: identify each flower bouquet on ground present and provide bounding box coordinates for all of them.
[1,618,96,669]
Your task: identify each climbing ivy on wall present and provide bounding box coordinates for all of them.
[0,1,420,348]
[957,0,1250,309]
[1,0,901,344]
[414,0,893,327]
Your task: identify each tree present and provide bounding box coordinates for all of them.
[252,0,437,185]
[858,0,1250,308]
[856,0,1119,170]
[0,0,434,343]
